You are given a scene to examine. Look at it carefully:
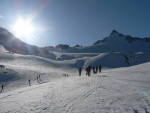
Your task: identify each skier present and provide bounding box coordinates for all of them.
[99,65,102,73]
[86,65,91,76]
[96,66,98,74]
[28,79,31,86]
[93,66,96,74]
[78,68,82,76]
[0,85,4,93]
[37,76,40,83]
[39,75,42,81]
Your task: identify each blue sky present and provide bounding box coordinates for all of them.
[0,0,150,47]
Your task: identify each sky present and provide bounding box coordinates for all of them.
[0,0,150,47]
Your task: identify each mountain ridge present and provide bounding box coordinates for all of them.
[93,29,150,45]
[0,27,56,59]
[0,27,150,56]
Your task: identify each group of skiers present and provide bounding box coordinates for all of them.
[78,65,102,76]
[28,75,42,86]
[63,73,69,77]
[0,65,102,93]
[0,75,42,93]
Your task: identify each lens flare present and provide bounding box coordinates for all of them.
[12,17,35,37]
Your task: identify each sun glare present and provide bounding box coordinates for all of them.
[12,18,35,37]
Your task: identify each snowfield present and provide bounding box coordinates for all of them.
[0,62,150,113]
[0,28,150,113]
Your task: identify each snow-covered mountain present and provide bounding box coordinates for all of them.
[0,27,56,59]
[0,27,150,68]
[66,30,150,53]
[1,27,150,57]
[1,27,150,113]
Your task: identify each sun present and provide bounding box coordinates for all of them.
[12,17,35,37]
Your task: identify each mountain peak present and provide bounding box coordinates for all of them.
[0,27,7,31]
[109,29,125,38]
[0,27,13,36]
[110,29,120,35]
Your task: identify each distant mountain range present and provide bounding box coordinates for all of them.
[0,27,150,59]
[0,27,150,69]
[93,30,150,45]
[65,29,150,53]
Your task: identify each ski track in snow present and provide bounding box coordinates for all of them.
[0,70,150,113]
[0,74,104,113]
[0,69,150,113]
[65,77,104,113]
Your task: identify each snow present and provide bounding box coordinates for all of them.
[65,31,150,53]
[0,62,150,113]
[0,47,150,113]
[0,28,150,113]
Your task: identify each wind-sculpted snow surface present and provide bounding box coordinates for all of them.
[0,62,150,113]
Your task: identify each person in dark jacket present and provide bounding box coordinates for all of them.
[78,68,82,76]
[99,65,102,73]
[93,66,96,74]
[86,67,88,75]
[28,79,31,86]
[96,66,98,74]
[0,85,4,93]
[39,75,42,81]
[37,76,40,83]
[86,65,92,76]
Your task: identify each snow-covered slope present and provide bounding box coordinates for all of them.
[0,62,150,113]
[1,27,150,113]
[0,47,77,92]
[1,47,150,93]
[0,27,150,90]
